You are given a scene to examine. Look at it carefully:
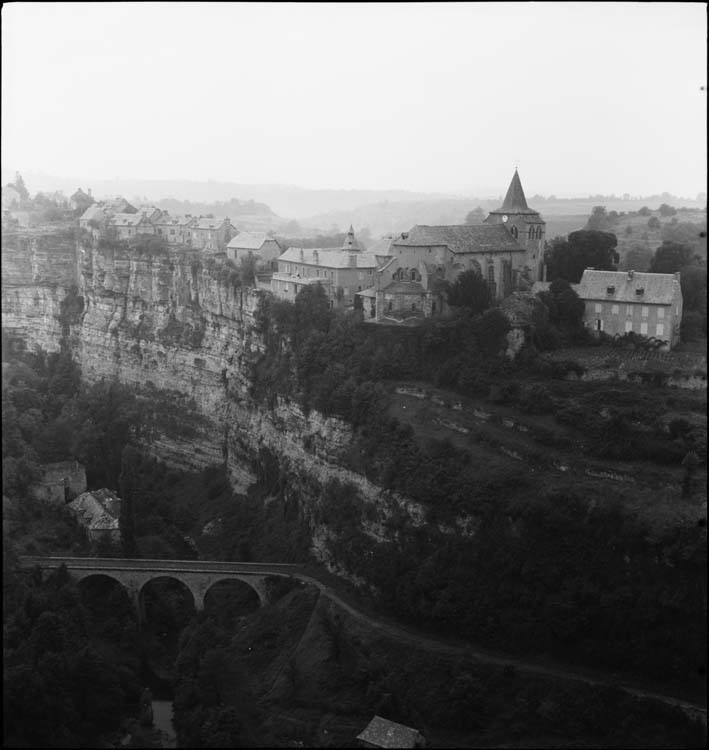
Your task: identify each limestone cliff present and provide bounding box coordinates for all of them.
[2,227,420,573]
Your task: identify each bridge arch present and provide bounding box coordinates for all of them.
[202,576,263,614]
[138,575,198,626]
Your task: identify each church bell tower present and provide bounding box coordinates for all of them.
[485,169,546,282]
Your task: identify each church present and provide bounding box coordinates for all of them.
[357,170,546,322]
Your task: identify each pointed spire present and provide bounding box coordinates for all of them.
[501,169,529,212]
[342,224,359,250]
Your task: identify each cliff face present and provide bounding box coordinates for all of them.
[1,228,78,352]
[2,227,415,570]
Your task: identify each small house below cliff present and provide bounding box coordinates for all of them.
[68,488,122,543]
[31,461,87,505]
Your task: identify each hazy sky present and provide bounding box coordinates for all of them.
[2,2,706,196]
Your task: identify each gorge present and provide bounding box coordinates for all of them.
[2,223,707,747]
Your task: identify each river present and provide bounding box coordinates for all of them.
[151,701,177,749]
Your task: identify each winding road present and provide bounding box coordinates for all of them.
[20,555,706,722]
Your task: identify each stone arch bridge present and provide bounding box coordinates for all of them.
[19,556,309,622]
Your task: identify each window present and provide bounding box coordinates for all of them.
[641,306,649,317]
[657,307,664,319]
[611,304,619,314]
[595,303,602,313]
[510,226,518,238]
[640,322,648,335]
[625,320,633,333]
[626,305,633,317]
[606,286,615,295]
[656,323,664,337]
[488,265,495,286]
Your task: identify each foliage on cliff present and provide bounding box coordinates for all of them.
[250,286,707,693]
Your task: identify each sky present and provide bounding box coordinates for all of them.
[1,2,706,197]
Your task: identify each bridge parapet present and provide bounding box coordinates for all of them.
[18,556,299,620]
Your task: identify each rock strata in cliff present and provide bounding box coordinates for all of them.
[1,227,79,352]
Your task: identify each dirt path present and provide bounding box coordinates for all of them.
[295,576,706,721]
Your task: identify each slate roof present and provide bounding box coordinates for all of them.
[576,269,680,305]
[193,217,230,230]
[393,224,523,254]
[279,247,379,268]
[110,212,148,228]
[227,231,271,251]
[80,205,106,223]
[487,169,543,217]
[68,489,121,531]
[501,169,529,211]
[154,214,194,228]
[368,235,396,255]
[356,716,423,749]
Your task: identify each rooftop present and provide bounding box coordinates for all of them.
[227,231,273,251]
[279,247,380,268]
[577,269,681,305]
[393,224,523,254]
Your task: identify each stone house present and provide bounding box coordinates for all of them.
[109,211,155,240]
[31,461,87,505]
[153,214,196,245]
[226,231,282,268]
[356,716,425,748]
[576,268,683,350]
[68,488,122,544]
[272,229,381,309]
[189,217,233,252]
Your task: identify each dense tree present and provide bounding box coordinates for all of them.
[545,230,619,283]
[464,206,486,224]
[11,171,30,201]
[585,206,615,231]
[638,206,652,217]
[445,269,491,313]
[661,220,707,258]
[658,203,677,217]
[537,279,586,344]
[649,241,693,274]
[647,216,661,230]
[619,242,652,272]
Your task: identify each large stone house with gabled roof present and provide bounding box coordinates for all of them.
[271,226,386,309]
[226,231,282,268]
[576,268,683,350]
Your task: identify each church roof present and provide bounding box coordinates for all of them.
[501,169,529,211]
[393,224,523,254]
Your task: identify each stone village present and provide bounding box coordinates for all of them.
[59,170,682,350]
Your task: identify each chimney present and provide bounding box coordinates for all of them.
[627,270,634,281]
[673,271,681,281]
[300,248,304,261]
[313,250,319,264]
[87,188,92,198]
